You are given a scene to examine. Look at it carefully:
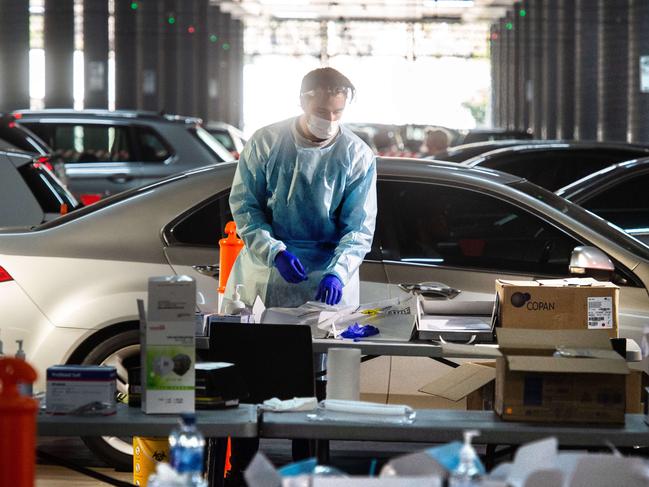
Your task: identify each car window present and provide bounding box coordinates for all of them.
[0,123,50,154]
[482,150,644,191]
[45,124,134,163]
[170,192,233,246]
[377,180,581,276]
[580,172,649,232]
[134,127,172,162]
[17,163,79,213]
[210,130,235,152]
[188,127,234,162]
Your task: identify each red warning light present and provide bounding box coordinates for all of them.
[187,25,196,34]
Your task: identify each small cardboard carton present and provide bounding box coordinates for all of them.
[418,362,496,411]
[494,278,619,338]
[140,276,196,414]
[495,328,629,424]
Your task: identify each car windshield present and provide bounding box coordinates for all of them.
[189,126,235,162]
[512,180,649,260]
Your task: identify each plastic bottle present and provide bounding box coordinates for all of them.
[223,284,246,315]
[15,339,33,397]
[0,357,38,487]
[168,413,207,487]
[448,430,482,487]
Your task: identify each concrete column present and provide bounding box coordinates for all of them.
[227,17,244,128]
[115,0,138,109]
[44,0,75,108]
[575,0,599,140]
[194,0,210,122]
[491,24,503,128]
[597,0,629,141]
[0,0,30,111]
[557,0,576,139]
[628,0,649,143]
[83,0,109,108]
[176,0,198,116]
[542,0,559,139]
[517,1,531,132]
[505,11,518,130]
[528,0,544,137]
[160,0,179,114]
[136,0,161,111]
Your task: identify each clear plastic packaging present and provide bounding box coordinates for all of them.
[307,399,416,425]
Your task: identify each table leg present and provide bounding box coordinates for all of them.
[206,438,228,487]
[315,439,330,465]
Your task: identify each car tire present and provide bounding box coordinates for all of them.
[79,328,140,471]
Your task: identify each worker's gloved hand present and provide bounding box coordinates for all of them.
[315,274,343,305]
[274,250,308,284]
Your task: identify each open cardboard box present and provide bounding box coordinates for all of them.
[493,278,619,338]
[420,329,645,420]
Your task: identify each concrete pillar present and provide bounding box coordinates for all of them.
[628,0,649,143]
[227,17,244,128]
[517,1,531,132]
[83,0,109,108]
[506,11,519,130]
[44,0,75,108]
[597,0,629,141]
[160,0,179,114]
[557,0,576,139]
[194,0,210,122]
[115,0,138,110]
[542,0,559,139]
[490,25,501,128]
[136,0,161,111]
[575,0,599,140]
[176,0,199,116]
[529,0,544,137]
[0,0,30,111]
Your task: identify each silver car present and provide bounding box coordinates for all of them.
[14,109,234,202]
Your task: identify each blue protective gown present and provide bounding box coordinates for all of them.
[225,117,377,308]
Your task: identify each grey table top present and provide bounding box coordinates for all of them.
[260,410,649,447]
[37,403,258,438]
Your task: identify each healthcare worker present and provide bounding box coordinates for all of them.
[226,67,377,308]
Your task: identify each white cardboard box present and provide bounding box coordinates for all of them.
[140,276,196,414]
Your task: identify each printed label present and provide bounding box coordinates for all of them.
[587,296,613,329]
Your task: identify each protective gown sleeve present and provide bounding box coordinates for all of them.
[229,138,287,267]
[324,150,377,285]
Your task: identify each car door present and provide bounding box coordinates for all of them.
[162,190,390,314]
[24,121,142,200]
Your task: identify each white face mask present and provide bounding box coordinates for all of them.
[306,115,340,140]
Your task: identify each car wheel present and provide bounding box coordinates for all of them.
[80,329,140,470]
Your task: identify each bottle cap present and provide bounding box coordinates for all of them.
[15,339,25,360]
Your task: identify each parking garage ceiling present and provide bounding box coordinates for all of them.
[217,0,515,23]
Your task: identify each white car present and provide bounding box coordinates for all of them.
[2,158,649,467]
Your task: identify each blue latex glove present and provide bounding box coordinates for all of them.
[274,250,308,284]
[315,274,343,305]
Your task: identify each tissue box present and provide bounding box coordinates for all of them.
[140,276,196,414]
[46,365,116,415]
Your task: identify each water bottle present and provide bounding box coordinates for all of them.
[168,413,207,487]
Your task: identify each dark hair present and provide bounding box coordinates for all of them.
[300,67,356,100]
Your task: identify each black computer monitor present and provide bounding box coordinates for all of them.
[204,323,315,404]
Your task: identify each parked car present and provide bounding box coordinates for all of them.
[204,121,247,158]
[463,142,649,191]
[431,139,554,163]
[0,151,79,227]
[2,158,649,465]
[556,158,649,240]
[14,109,234,204]
[458,128,533,145]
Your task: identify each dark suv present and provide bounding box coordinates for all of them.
[15,110,234,204]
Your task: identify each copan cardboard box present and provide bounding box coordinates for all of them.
[495,328,628,424]
[139,276,196,414]
[494,278,619,338]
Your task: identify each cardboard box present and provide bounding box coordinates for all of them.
[494,278,619,338]
[140,276,196,414]
[495,328,628,424]
[419,362,496,411]
[46,365,116,415]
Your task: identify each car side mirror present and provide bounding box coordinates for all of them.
[569,246,615,280]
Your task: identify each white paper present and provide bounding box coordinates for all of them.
[260,396,318,412]
[507,437,558,487]
[587,297,613,329]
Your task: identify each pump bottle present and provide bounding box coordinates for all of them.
[223,284,246,315]
[448,430,482,487]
